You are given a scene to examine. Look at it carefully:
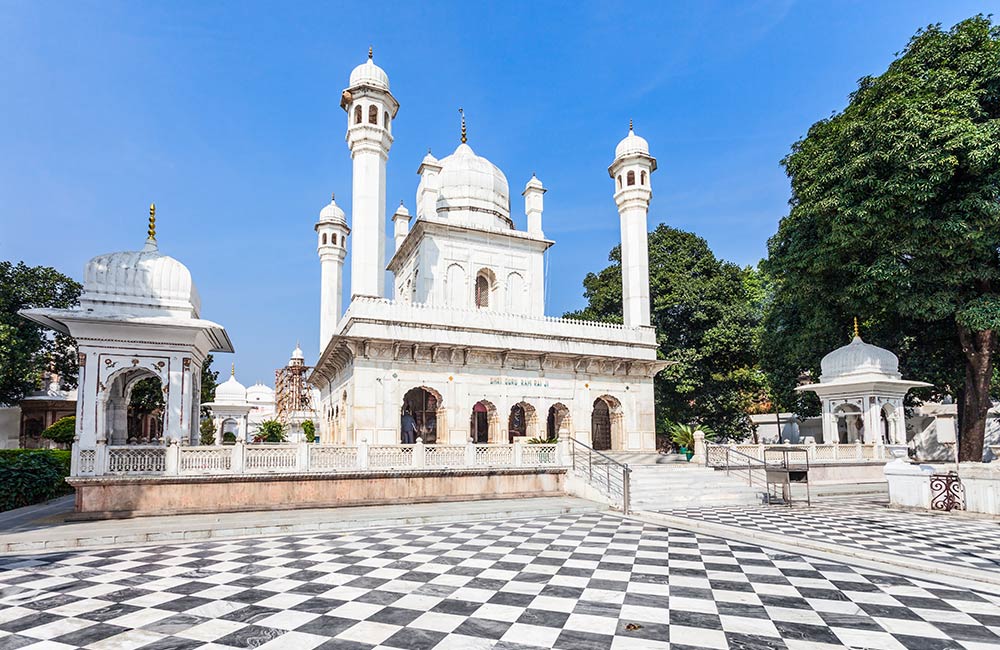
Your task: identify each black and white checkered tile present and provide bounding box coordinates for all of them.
[1,513,999,649]
[668,504,1000,573]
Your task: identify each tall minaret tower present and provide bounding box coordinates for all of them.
[316,194,350,350]
[340,48,399,299]
[608,121,657,328]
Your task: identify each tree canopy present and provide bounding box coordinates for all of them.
[0,261,82,406]
[567,224,763,439]
[763,16,1000,460]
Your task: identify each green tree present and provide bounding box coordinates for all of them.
[253,419,286,443]
[200,354,219,417]
[302,420,316,443]
[0,261,82,406]
[41,416,76,446]
[567,224,762,439]
[199,418,217,446]
[763,16,1000,461]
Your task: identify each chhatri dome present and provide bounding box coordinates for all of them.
[434,110,512,229]
[80,204,201,319]
[819,323,901,383]
[318,193,347,226]
[213,367,247,404]
[349,47,389,90]
[615,121,651,159]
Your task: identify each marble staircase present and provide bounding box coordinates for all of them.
[606,456,766,510]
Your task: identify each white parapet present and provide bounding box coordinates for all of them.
[959,462,1000,515]
[883,459,937,509]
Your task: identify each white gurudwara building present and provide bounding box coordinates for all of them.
[310,52,668,450]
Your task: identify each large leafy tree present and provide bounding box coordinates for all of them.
[764,16,1000,461]
[567,224,762,438]
[0,261,82,406]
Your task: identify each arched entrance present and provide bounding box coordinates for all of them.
[103,368,164,445]
[401,387,442,444]
[546,403,571,441]
[834,404,863,443]
[591,396,623,451]
[471,400,499,443]
[508,402,537,443]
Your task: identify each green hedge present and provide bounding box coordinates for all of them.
[0,449,73,512]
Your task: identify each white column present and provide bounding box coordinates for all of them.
[618,203,651,328]
[349,142,389,298]
[319,253,344,348]
[78,351,100,447]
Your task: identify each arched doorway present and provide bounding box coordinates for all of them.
[834,404,863,443]
[401,387,441,444]
[103,369,165,445]
[592,400,611,450]
[546,403,571,440]
[508,402,537,443]
[470,400,499,443]
[591,396,623,451]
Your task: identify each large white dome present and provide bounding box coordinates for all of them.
[615,126,650,159]
[435,143,511,229]
[349,57,389,91]
[820,336,900,382]
[80,241,201,319]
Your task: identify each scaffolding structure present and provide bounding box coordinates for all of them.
[275,358,313,430]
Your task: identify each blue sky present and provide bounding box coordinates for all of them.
[0,0,989,385]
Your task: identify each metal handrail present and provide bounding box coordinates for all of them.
[569,438,632,515]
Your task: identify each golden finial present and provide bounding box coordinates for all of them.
[459,107,467,144]
[629,119,633,131]
[853,317,860,339]
[147,203,156,240]
[368,46,373,59]
[231,363,235,377]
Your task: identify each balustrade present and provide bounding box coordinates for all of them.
[72,438,570,478]
[706,441,890,467]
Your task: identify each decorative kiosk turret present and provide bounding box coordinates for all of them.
[316,193,350,350]
[340,47,399,299]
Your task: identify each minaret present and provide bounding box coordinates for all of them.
[340,47,399,298]
[391,201,411,254]
[316,194,350,350]
[522,174,545,236]
[608,121,656,328]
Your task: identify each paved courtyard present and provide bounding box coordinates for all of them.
[668,504,1000,573]
[2,512,1000,649]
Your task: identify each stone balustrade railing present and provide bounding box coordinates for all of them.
[70,438,567,478]
[706,441,893,467]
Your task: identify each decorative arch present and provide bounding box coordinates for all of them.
[505,272,525,314]
[475,268,497,309]
[592,395,623,451]
[626,170,636,186]
[384,111,390,130]
[368,105,378,124]
[446,263,467,307]
[546,402,571,440]
[401,385,445,444]
[354,105,362,124]
[640,170,647,186]
[833,402,864,444]
[508,401,538,442]
[471,399,500,443]
[101,366,164,446]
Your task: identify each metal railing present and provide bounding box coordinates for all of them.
[569,438,632,514]
[707,443,812,506]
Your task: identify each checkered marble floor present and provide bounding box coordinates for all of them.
[667,504,1000,573]
[1,513,999,650]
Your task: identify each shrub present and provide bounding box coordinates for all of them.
[302,420,316,443]
[0,449,73,512]
[42,416,76,445]
[199,419,217,446]
[253,420,286,444]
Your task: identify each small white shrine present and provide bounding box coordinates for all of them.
[203,367,252,442]
[19,206,233,470]
[797,321,930,445]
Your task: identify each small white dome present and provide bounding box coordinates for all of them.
[319,194,347,225]
[291,343,304,361]
[524,174,544,192]
[80,242,201,319]
[615,126,650,159]
[820,336,900,382]
[421,151,439,166]
[394,202,410,217]
[435,143,511,229]
[214,374,247,404]
[246,383,274,402]
[349,56,389,91]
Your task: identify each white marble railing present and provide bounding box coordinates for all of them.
[71,437,570,478]
[707,441,892,466]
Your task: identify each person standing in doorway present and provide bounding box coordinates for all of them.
[401,409,418,444]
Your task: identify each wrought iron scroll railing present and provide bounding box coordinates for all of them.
[569,438,631,515]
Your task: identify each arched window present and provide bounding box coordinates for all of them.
[354,105,362,124]
[321,233,327,245]
[368,105,378,124]
[506,272,525,314]
[384,112,390,129]
[627,170,636,186]
[475,274,490,309]
[640,170,646,185]
[617,175,622,189]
